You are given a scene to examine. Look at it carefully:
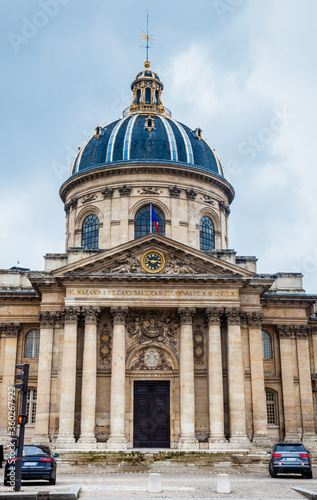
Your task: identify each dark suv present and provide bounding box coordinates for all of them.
[269,442,312,478]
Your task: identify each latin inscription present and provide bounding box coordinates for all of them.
[66,288,239,298]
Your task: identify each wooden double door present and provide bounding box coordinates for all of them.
[133,381,170,448]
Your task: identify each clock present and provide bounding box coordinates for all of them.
[142,250,165,273]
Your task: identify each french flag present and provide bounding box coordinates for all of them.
[151,205,160,233]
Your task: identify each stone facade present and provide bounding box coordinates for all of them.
[1,61,317,451]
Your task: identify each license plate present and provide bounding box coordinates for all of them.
[23,462,38,466]
[286,458,296,461]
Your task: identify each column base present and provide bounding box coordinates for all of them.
[178,436,199,450]
[56,435,76,445]
[229,434,250,446]
[208,435,227,444]
[252,435,271,447]
[32,435,50,445]
[107,436,127,450]
[78,435,97,443]
[284,432,300,442]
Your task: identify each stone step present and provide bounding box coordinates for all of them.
[53,450,274,468]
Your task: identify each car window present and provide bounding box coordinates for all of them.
[275,444,306,452]
[22,446,49,456]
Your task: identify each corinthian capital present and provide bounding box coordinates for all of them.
[38,311,61,328]
[83,306,101,324]
[110,307,128,325]
[205,307,223,325]
[62,306,81,324]
[0,323,21,337]
[225,308,242,326]
[178,307,196,325]
[247,311,264,328]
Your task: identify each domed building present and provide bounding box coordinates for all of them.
[1,60,317,452]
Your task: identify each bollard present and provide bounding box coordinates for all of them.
[217,473,231,494]
[148,472,162,493]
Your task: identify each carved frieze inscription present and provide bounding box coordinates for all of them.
[66,287,239,301]
[127,311,178,353]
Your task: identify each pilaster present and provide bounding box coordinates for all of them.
[56,307,80,445]
[78,307,101,444]
[178,307,199,450]
[205,308,226,444]
[107,306,128,449]
[226,309,249,445]
[32,311,61,444]
[247,311,270,447]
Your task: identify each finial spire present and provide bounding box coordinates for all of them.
[140,10,154,66]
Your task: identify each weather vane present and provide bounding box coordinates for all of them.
[140,11,154,62]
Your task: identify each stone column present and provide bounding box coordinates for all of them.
[0,324,20,442]
[226,309,249,444]
[311,326,317,374]
[277,325,300,441]
[205,308,226,444]
[247,312,271,447]
[78,307,101,443]
[107,306,128,449]
[56,307,80,444]
[296,326,316,442]
[178,307,199,449]
[32,311,60,444]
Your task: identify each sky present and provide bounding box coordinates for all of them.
[1,0,317,292]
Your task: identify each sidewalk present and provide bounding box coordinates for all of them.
[1,464,316,499]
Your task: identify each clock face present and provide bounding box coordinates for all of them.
[142,250,165,273]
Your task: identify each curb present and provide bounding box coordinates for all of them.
[0,484,81,499]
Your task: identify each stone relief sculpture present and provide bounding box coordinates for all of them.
[106,254,142,274]
[99,323,112,364]
[165,253,199,274]
[138,187,162,194]
[130,347,173,371]
[193,324,205,365]
[127,311,178,353]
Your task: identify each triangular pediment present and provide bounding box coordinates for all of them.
[53,234,254,281]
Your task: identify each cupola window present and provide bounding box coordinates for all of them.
[136,89,141,104]
[135,205,165,239]
[82,214,99,249]
[199,216,215,251]
[145,87,151,104]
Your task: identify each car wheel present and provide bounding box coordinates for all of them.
[269,465,277,478]
[304,471,313,479]
[49,476,56,485]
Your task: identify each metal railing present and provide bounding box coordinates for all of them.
[123,104,172,118]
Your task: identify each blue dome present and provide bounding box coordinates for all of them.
[70,61,225,179]
[71,115,225,178]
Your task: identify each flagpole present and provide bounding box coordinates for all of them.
[150,203,152,233]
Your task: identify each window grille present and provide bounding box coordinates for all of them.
[134,205,165,239]
[262,330,272,359]
[82,214,99,249]
[266,390,277,425]
[24,330,40,358]
[199,216,215,251]
[26,389,37,424]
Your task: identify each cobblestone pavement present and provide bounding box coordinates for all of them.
[1,465,317,499]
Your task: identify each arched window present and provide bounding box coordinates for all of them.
[262,330,272,359]
[155,90,160,104]
[145,87,151,104]
[27,389,37,424]
[266,390,277,425]
[200,216,215,251]
[136,89,141,104]
[135,205,165,239]
[82,214,99,249]
[25,330,40,358]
